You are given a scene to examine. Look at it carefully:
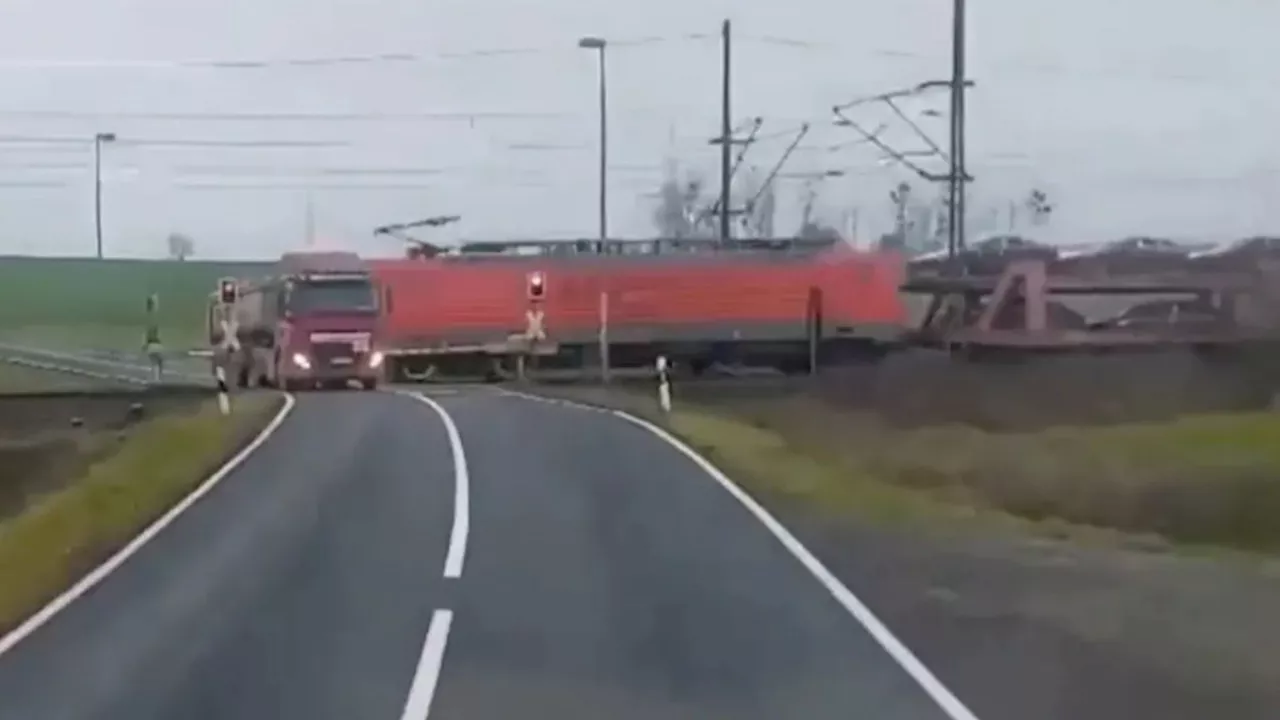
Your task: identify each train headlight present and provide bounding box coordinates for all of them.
[291,352,311,370]
[368,350,384,368]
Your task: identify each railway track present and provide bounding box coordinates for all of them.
[0,343,214,394]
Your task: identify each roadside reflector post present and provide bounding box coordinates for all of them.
[212,291,240,409]
[806,286,822,377]
[214,365,231,415]
[656,355,671,413]
[598,290,611,384]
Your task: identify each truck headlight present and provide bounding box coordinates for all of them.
[368,350,384,368]
[291,352,311,370]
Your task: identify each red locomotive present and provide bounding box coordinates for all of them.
[369,238,908,381]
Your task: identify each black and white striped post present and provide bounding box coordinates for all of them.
[656,355,671,413]
[215,364,231,415]
[213,278,240,414]
[215,316,239,415]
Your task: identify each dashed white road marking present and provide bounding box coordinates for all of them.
[397,391,470,579]
[493,387,982,720]
[0,393,298,658]
[398,609,454,720]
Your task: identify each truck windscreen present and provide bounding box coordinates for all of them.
[287,280,377,314]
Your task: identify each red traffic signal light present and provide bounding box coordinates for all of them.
[527,271,546,300]
[218,278,238,305]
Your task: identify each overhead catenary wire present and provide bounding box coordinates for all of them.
[735,33,1269,87]
[743,124,811,212]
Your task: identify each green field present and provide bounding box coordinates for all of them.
[0,256,271,351]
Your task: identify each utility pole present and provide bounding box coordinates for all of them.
[578,36,609,252]
[93,132,116,259]
[946,0,968,259]
[718,18,732,242]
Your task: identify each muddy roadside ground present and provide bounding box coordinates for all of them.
[522,350,1280,720]
[0,391,209,521]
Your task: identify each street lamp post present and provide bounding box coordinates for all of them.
[93,132,116,259]
[947,0,968,260]
[578,36,608,253]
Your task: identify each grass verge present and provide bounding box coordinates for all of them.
[527,385,1280,555]
[0,392,284,635]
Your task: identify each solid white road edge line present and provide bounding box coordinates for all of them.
[399,391,470,579]
[0,392,298,658]
[398,608,454,720]
[494,387,982,720]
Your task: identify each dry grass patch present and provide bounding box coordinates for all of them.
[0,392,283,634]
[694,396,1280,552]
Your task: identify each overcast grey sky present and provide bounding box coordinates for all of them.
[0,0,1276,258]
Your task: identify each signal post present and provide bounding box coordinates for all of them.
[212,278,240,413]
[519,271,547,381]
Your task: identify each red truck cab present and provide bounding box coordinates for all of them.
[210,251,386,391]
[274,271,384,390]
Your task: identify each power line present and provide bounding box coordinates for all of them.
[506,142,589,151]
[172,164,445,177]
[0,136,348,148]
[0,180,68,188]
[170,163,670,177]
[0,109,575,122]
[736,33,1268,86]
[174,182,438,190]
[0,35,714,72]
[0,162,87,170]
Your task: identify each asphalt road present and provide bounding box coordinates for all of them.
[0,387,972,720]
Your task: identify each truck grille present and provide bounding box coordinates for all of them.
[311,341,361,367]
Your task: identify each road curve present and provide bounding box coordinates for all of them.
[429,389,965,719]
[0,386,971,719]
[0,391,457,720]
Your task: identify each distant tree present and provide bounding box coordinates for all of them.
[889,181,913,237]
[793,181,841,242]
[652,174,689,237]
[650,167,719,239]
[878,181,916,251]
[1025,188,1053,226]
[798,220,842,242]
[683,177,710,236]
[736,166,776,239]
[166,232,195,260]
